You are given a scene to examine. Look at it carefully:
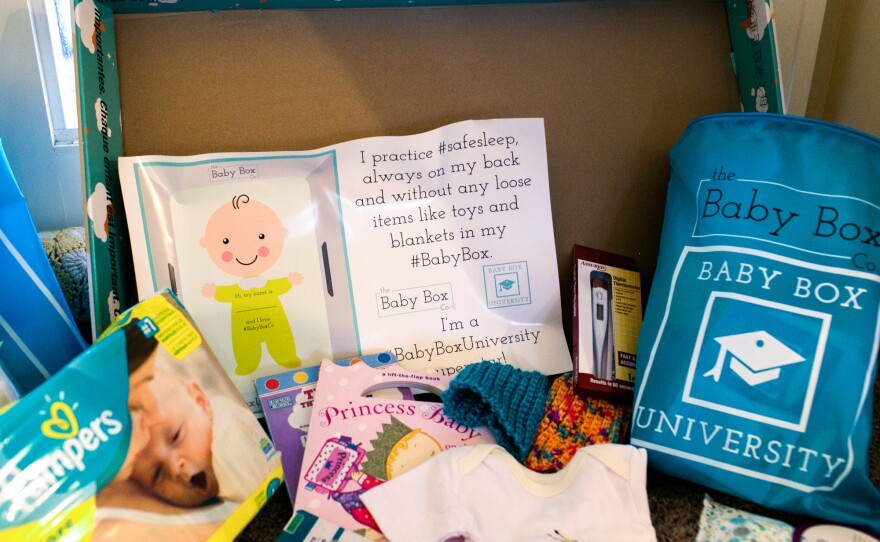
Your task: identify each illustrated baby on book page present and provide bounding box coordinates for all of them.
[200,194,304,374]
[169,178,332,378]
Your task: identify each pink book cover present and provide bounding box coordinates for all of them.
[294,359,494,535]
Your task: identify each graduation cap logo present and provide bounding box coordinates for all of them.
[704,331,805,386]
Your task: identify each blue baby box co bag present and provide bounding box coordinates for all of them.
[632,113,880,533]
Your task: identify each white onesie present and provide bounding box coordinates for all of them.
[360,443,656,542]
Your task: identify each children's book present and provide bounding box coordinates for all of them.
[118,119,573,415]
[255,352,409,504]
[0,291,282,541]
[294,359,494,536]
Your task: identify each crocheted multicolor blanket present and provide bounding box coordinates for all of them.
[39,226,90,340]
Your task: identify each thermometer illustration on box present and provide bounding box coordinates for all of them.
[591,271,615,381]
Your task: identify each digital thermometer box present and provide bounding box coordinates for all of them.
[572,245,643,399]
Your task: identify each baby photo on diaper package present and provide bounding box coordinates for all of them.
[0,291,282,542]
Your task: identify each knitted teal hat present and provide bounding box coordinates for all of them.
[441,362,550,462]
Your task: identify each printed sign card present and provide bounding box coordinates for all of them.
[336,119,570,378]
[120,119,572,414]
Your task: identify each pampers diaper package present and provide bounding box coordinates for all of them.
[0,291,282,541]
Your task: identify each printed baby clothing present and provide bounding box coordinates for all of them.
[360,443,656,542]
[213,277,300,374]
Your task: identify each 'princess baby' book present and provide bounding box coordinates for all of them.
[256,351,409,504]
[294,360,494,536]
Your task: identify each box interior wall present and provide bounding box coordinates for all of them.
[110,1,740,339]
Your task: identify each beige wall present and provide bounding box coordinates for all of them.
[811,0,880,137]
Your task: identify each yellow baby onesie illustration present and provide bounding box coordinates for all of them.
[200,194,303,375]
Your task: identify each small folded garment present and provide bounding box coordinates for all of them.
[525,373,631,472]
[441,361,632,470]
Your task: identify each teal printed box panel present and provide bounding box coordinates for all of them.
[86,0,557,14]
[0,141,86,396]
[74,0,133,338]
[726,0,784,113]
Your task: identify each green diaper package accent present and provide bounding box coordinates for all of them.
[0,291,282,541]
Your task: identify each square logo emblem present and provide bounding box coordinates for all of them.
[483,261,531,309]
[494,272,521,297]
[268,395,293,410]
[682,292,830,432]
